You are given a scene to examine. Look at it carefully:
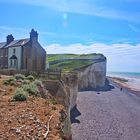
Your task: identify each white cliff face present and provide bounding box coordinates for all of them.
[44,58,106,139]
[44,74,78,140]
[63,73,78,110]
[78,60,106,90]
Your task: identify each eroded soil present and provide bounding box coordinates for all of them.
[0,75,64,140]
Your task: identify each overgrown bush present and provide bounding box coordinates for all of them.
[29,71,38,77]
[14,74,25,80]
[49,98,58,105]
[22,83,38,95]
[4,77,16,86]
[26,75,35,81]
[23,79,30,85]
[33,80,43,87]
[13,88,28,101]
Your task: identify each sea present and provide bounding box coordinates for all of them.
[107,72,140,91]
[107,72,140,79]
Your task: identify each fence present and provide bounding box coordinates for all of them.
[0,69,62,80]
[42,69,62,79]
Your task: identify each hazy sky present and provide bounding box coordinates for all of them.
[0,0,140,72]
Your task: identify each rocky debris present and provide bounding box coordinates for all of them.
[59,109,67,122]
[0,89,6,92]
[0,103,65,139]
[43,115,53,139]
[0,76,65,140]
[9,128,21,134]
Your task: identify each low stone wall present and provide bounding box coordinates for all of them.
[0,69,41,75]
[0,69,61,80]
[43,73,78,140]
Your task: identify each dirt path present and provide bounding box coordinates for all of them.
[71,82,140,140]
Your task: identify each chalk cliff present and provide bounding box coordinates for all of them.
[44,56,107,139]
[44,73,78,140]
[77,57,106,90]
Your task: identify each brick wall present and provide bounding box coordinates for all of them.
[22,40,46,71]
[0,48,8,69]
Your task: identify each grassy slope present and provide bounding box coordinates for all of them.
[48,53,104,72]
[51,60,93,71]
[48,54,76,62]
[48,53,103,62]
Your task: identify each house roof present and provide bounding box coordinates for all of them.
[8,39,30,47]
[0,38,30,49]
[0,42,7,49]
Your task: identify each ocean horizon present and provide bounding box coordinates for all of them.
[107,72,140,91]
[107,72,140,79]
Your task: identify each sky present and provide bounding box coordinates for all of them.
[0,0,140,72]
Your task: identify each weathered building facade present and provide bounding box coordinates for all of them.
[0,29,46,71]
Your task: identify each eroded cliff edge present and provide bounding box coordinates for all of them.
[44,73,78,139]
[44,55,107,139]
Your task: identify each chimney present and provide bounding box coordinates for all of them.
[6,34,14,44]
[30,29,38,42]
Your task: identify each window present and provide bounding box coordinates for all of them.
[14,59,17,66]
[10,59,12,66]
[13,48,16,54]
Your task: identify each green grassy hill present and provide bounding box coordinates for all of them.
[48,53,103,62]
[47,53,105,72]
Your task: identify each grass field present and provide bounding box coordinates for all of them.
[48,53,104,72]
[48,53,103,62]
[50,60,93,71]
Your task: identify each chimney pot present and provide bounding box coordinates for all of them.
[30,29,38,41]
[6,34,14,44]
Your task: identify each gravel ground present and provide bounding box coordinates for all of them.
[71,82,140,140]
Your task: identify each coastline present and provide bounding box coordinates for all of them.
[108,76,140,97]
[72,76,140,140]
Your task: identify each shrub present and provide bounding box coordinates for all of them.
[10,79,17,86]
[26,75,35,81]
[33,80,43,87]
[14,74,25,80]
[29,71,38,77]
[3,79,9,85]
[13,88,28,101]
[23,80,30,85]
[22,83,38,95]
[49,98,58,105]
[4,77,16,86]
